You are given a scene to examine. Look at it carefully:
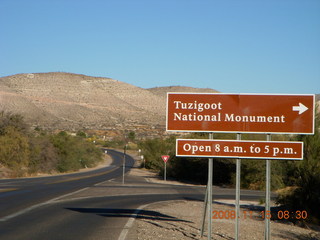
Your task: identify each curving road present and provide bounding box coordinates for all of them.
[0,149,267,240]
[0,149,133,221]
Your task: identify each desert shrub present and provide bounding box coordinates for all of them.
[103,138,126,149]
[128,131,135,142]
[138,136,175,170]
[0,111,28,135]
[0,111,104,177]
[28,136,59,174]
[0,126,30,177]
[51,132,103,172]
[76,131,87,138]
[239,159,285,190]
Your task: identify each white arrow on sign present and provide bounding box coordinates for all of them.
[292,103,309,115]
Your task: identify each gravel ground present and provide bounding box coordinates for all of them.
[129,200,320,240]
[126,164,320,240]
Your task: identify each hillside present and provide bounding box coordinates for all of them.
[1,72,318,137]
[147,86,218,98]
[0,72,218,136]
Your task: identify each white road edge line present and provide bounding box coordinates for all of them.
[117,203,149,240]
[0,187,89,222]
[47,187,89,203]
[0,202,47,222]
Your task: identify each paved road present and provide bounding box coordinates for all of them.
[0,150,267,240]
[0,149,133,220]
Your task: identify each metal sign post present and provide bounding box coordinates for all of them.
[265,134,271,240]
[164,162,167,181]
[200,184,208,237]
[207,133,213,240]
[161,155,170,181]
[207,157,213,240]
[200,132,214,239]
[235,133,241,240]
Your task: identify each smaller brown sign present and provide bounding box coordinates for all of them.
[176,139,303,160]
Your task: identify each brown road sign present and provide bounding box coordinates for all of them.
[176,139,303,160]
[167,93,315,134]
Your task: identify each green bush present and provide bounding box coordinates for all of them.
[76,131,87,138]
[103,139,126,149]
[239,159,285,190]
[0,111,103,177]
[28,135,59,174]
[51,132,103,172]
[0,126,30,177]
[0,111,28,135]
[138,136,175,170]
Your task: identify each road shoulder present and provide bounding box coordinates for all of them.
[127,199,320,240]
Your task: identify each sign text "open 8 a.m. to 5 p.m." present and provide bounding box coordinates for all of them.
[167,93,315,134]
[176,139,304,160]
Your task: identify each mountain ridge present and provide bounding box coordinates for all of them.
[0,72,218,135]
[1,72,318,137]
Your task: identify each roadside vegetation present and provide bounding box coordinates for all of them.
[0,111,103,178]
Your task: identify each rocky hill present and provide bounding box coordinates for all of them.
[0,72,218,136]
[1,72,318,138]
[147,86,218,97]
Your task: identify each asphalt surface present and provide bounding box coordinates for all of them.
[0,149,132,220]
[0,149,267,240]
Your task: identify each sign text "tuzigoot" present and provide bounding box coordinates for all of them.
[167,93,314,134]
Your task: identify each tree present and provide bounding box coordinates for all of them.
[128,131,136,142]
[76,131,87,138]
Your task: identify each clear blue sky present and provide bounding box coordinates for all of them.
[1,0,319,94]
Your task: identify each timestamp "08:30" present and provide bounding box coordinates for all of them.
[212,210,308,220]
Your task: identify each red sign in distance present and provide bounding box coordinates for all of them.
[167,93,315,134]
[176,139,303,160]
[161,155,170,163]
